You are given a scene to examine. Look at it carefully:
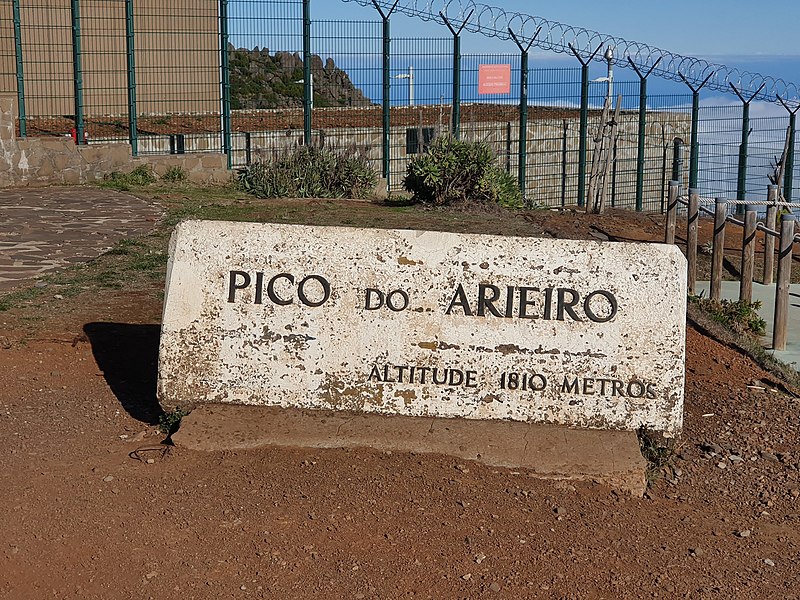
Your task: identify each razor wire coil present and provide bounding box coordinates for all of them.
[342,0,800,103]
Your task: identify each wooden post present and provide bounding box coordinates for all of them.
[739,206,757,302]
[665,180,679,244]
[710,198,727,301]
[773,213,795,351]
[763,184,778,285]
[686,188,699,295]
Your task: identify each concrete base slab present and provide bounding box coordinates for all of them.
[172,405,648,496]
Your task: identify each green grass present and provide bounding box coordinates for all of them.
[637,426,678,488]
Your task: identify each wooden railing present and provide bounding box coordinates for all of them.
[665,182,798,351]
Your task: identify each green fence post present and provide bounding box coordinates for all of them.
[440,10,472,140]
[509,28,538,203]
[302,0,312,146]
[70,0,85,145]
[731,83,766,212]
[371,1,398,189]
[568,44,602,209]
[125,0,138,155]
[578,62,589,208]
[629,58,661,212]
[671,137,684,183]
[786,111,796,203]
[679,72,713,192]
[777,96,799,203]
[220,0,232,168]
[11,0,26,137]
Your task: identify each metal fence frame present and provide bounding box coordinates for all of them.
[0,0,798,211]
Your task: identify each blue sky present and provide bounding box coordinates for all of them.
[315,0,800,59]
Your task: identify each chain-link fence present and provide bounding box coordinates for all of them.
[0,0,798,210]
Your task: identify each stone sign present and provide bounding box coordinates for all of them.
[158,220,687,434]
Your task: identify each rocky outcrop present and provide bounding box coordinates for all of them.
[229,46,371,110]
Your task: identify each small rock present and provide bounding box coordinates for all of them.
[489,582,502,592]
[103,475,114,483]
[689,547,705,557]
[475,553,486,564]
[764,558,775,567]
[455,464,470,474]
[716,461,727,469]
[737,530,751,538]
[145,572,157,580]
[461,573,472,581]
[53,294,63,300]
[35,281,48,288]
[729,455,744,464]
[554,506,567,516]
[703,442,724,455]
[761,451,779,463]
[146,458,155,465]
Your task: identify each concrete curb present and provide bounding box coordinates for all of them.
[172,404,647,496]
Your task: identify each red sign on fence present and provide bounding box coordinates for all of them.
[478,64,511,95]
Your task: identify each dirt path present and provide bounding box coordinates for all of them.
[1,202,799,599]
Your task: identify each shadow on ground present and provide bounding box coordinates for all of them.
[83,322,162,425]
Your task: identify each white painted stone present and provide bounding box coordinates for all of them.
[158,220,687,433]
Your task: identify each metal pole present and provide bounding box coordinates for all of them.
[12,0,26,138]
[70,0,85,145]
[302,0,312,146]
[736,100,750,207]
[679,72,714,191]
[671,137,684,182]
[451,32,461,138]
[125,0,138,155]
[518,47,529,197]
[569,44,602,209]
[440,11,472,140]
[220,0,232,168]
[381,13,391,184]
[628,58,660,212]
[689,89,699,189]
[578,61,589,207]
[509,28,538,204]
[785,111,796,203]
[773,213,795,351]
[635,76,646,211]
[561,120,568,207]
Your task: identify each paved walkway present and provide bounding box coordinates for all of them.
[0,187,162,292]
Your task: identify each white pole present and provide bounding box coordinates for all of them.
[604,46,614,103]
[409,65,414,107]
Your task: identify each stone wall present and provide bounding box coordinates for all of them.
[0,95,231,187]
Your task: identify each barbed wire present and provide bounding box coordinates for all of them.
[342,0,799,103]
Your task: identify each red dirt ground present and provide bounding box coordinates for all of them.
[1,207,799,599]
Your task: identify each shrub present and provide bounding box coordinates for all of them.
[403,136,522,207]
[689,296,767,337]
[238,144,377,199]
[99,164,157,191]
[161,166,187,183]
